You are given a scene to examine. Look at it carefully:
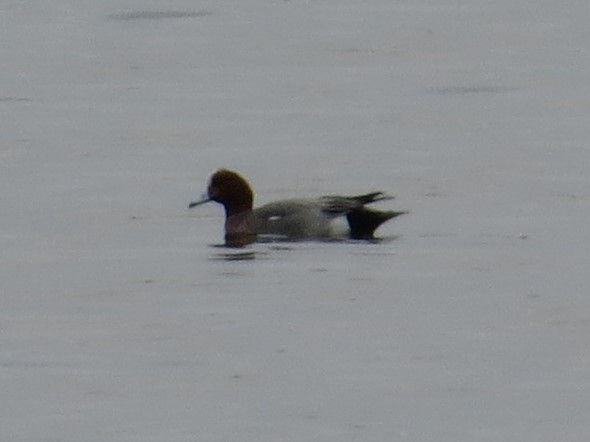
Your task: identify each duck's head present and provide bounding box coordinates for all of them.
[188,169,254,216]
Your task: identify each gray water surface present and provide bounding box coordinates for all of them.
[2,1,590,441]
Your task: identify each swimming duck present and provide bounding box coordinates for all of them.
[188,169,407,247]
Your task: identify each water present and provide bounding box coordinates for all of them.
[2,1,590,440]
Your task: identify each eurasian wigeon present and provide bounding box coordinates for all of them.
[189,169,407,247]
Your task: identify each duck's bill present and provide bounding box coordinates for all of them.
[187,194,212,208]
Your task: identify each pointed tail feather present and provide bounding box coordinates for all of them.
[350,191,395,205]
[320,191,395,214]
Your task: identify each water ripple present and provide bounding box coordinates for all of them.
[107,10,212,21]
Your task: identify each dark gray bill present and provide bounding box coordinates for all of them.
[188,194,212,208]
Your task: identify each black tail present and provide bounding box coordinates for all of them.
[346,208,407,240]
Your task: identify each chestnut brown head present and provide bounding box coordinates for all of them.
[188,169,254,216]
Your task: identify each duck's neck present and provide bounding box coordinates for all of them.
[224,210,256,247]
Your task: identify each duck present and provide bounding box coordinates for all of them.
[188,169,407,247]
